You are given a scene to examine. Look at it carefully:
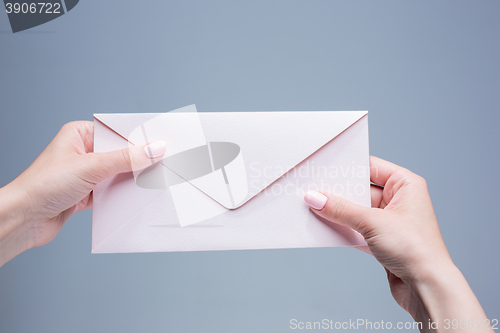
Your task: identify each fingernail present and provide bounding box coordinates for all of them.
[144,141,167,159]
[304,191,327,210]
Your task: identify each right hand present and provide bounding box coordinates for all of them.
[304,156,489,328]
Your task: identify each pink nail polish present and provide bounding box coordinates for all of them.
[144,141,167,159]
[304,191,327,210]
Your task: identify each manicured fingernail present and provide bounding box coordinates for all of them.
[144,141,167,159]
[304,191,327,210]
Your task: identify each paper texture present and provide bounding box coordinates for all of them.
[92,107,370,253]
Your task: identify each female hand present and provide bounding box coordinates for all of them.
[0,121,166,266]
[304,156,490,331]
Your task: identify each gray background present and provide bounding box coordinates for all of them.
[0,1,498,332]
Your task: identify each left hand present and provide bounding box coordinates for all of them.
[0,121,166,265]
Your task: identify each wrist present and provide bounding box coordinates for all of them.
[0,181,35,266]
[411,263,488,332]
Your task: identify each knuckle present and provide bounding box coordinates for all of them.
[93,154,113,181]
[324,198,374,235]
[394,168,412,181]
[61,122,72,130]
[120,148,132,169]
[406,172,428,189]
[393,168,424,187]
[415,174,428,187]
[326,199,348,221]
[400,167,426,184]
[61,121,77,131]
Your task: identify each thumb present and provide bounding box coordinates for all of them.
[84,141,167,183]
[304,190,374,237]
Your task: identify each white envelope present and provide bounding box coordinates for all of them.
[92,107,370,253]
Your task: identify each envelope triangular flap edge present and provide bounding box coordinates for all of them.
[194,111,368,209]
[93,110,368,210]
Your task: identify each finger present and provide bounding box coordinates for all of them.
[54,121,94,153]
[84,141,167,183]
[369,156,407,187]
[74,121,95,153]
[370,184,383,208]
[304,191,375,236]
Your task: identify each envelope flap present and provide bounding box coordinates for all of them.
[94,109,368,211]
[188,111,368,209]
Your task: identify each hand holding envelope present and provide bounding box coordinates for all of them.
[1,109,489,327]
[1,108,488,332]
[92,105,370,253]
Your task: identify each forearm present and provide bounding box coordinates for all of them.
[412,264,492,332]
[0,182,33,267]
